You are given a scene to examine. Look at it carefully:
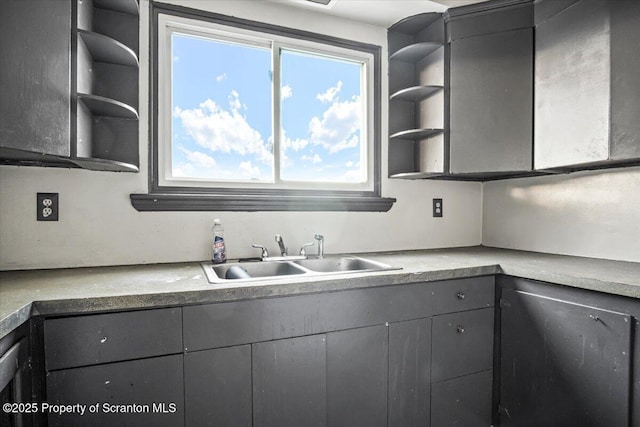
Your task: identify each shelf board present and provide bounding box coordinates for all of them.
[71,157,139,172]
[389,13,442,35]
[390,85,443,102]
[389,42,442,62]
[93,0,139,15]
[78,30,138,67]
[78,93,138,119]
[389,171,445,179]
[389,128,444,140]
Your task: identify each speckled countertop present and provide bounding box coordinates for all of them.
[1,246,639,339]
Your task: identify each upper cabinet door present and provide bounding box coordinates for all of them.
[534,0,640,169]
[449,28,533,174]
[0,0,70,157]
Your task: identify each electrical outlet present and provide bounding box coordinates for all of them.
[433,198,443,218]
[37,193,58,221]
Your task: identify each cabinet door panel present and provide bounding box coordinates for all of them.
[185,345,252,427]
[500,288,631,427]
[431,370,492,427]
[449,28,533,173]
[47,354,184,427]
[253,335,327,427]
[431,308,494,382]
[327,325,388,427]
[0,0,70,157]
[389,319,432,427]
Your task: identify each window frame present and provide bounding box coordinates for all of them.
[131,2,395,212]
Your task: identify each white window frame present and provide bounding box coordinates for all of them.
[157,13,375,192]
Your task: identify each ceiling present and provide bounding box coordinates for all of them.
[265,0,489,27]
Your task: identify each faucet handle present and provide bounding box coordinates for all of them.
[299,242,315,256]
[252,244,269,259]
[314,234,324,241]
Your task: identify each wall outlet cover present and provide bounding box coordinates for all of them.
[433,198,443,218]
[37,193,59,221]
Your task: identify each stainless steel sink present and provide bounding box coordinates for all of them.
[293,256,393,273]
[201,256,398,284]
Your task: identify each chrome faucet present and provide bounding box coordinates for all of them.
[275,235,287,256]
[314,234,324,258]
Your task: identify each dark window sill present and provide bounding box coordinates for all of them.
[130,193,396,212]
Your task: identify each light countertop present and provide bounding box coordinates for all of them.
[2,246,639,339]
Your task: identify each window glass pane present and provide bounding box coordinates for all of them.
[280,49,365,183]
[171,33,273,181]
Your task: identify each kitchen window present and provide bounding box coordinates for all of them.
[130,3,395,212]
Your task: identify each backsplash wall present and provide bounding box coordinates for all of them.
[482,166,640,263]
[0,0,483,271]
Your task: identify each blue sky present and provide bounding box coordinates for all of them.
[171,32,364,183]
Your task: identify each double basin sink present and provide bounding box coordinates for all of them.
[202,256,398,284]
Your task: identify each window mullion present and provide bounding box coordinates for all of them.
[272,42,282,185]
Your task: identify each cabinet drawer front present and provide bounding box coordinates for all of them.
[44,308,182,370]
[431,308,494,382]
[47,354,184,427]
[432,276,494,315]
[183,283,432,352]
[431,370,493,427]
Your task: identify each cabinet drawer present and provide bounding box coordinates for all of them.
[431,308,494,382]
[432,276,494,315]
[431,370,493,427]
[44,307,182,370]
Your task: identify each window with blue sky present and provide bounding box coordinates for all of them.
[163,17,371,190]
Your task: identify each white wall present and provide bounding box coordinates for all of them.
[0,0,483,271]
[483,166,640,263]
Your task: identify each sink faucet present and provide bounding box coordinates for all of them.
[314,234,324,258]
[275,235,287,256]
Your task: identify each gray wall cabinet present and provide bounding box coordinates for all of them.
[534,0,640,170]
[0,0,71,161]
[0,0,140,171]
[498,276,640,427]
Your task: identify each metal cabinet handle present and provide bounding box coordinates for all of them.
[100,336,108,343]
[456,325,465,334]
[456,292,465,300]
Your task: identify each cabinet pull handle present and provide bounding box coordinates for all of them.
[100,336,108,343]
[456,325,465,334]
[456,292,465,300]
[589,314,601,322]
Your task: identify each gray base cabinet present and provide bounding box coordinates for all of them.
[40,277,495,427]
[498,276,638,427]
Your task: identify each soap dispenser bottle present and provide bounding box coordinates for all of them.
[212,219,226,264]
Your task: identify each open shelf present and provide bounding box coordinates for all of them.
[78,29,138,67]
[93,0,139,15]
[71,157,139,172]
[390,85,443,102]
[389,42,442,62]
[78,93,138,119]
[389,171,445,179]
[390,128,444,141]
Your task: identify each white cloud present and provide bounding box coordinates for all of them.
[173,92,272,164]
[216,73,227,82]
[238,161,260,178]
[282,130,309,152]
[308,95,361,153]
[316,81,343,103]
[281,84,293,100]
[301,154,322,164]
[180,148,217,168]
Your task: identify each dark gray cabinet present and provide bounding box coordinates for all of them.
[184,345,252,427]
[0,0,140,171]
[0,0,71,161]
[499,277,634,427]
[431,370,493,427]
[534,0,640,170]
[447,2,534,177]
